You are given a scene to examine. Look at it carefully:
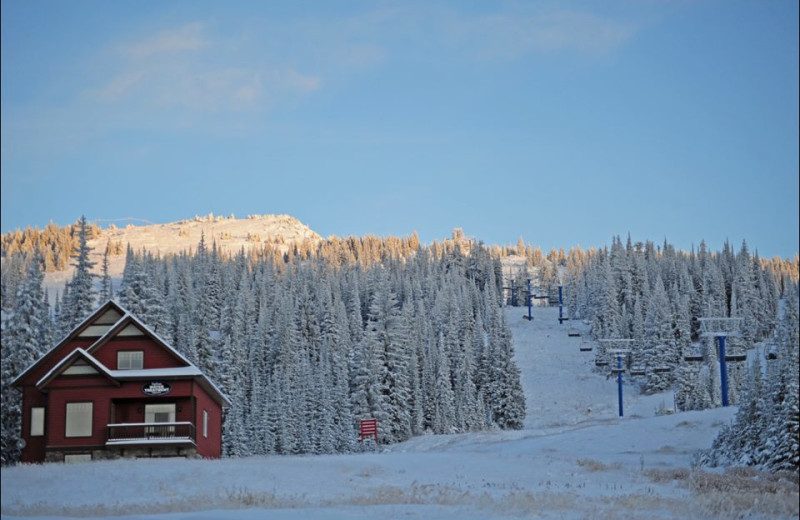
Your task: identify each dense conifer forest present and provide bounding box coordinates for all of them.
[2,222,526,462]
[1,222,797,473]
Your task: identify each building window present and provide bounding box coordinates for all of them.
[203,410,209,438]
[31,407,45,436]
[65,402,93,438]
[64,453,92,464]
[145,404,175,436]
[117,351,143,370]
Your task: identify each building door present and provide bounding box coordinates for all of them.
[144,404,175,437]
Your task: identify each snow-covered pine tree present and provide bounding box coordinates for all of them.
[1,253,51,465]
[1,254,26,312]
[592,251,622,340]
[218,262,253,457]
[63,216,97,328]
[731,241,758,345]
[483,304,526,430]
[763,281,799,472]
[100,240,113,301]
[432,331,456,434]
[699,281,799,473]
[194,246,223,379]
[641,274,674,393]
[103,233,528,456]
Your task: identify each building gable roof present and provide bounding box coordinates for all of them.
[84,312,193,368]
[13,300,231,407]
[36,348,120,390]
[12,300,127,386]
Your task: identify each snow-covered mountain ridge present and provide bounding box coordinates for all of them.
[97,213,320,261]
[42,214,322,293]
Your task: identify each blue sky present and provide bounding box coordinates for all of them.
[2,1,798,258]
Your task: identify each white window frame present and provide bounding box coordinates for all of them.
[31,407,45,437]
[63,360,99,375]
[65,402,93,438]
[117,350,144,370]
[64,453,92,464]
[203,410,209,438]
[145,403,176,436]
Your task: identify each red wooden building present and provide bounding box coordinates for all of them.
[13,300,231,463]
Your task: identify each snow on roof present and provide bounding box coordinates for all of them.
[15,299,198,386]
[35,348,117,388]
[108,367,203,378]
[18,299,231,406]
[12,300,127,385]
[79,302,195,369]
[87,310,231,405]
[189,372,232,407]
[117,312,195,368]
[35,353,231,405]
[109,366,232,407]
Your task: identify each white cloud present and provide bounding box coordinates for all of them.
[278,70,321,94]
[446,7,638,60]
[88,22,321,117]
[31,4,641,146]
[123,22,208,59]
[89,69,146,102]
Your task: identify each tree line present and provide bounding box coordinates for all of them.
[1,219,526,463]
[1,222,796,473]
[555,235,798,473]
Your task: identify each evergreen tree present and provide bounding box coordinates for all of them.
[1,254,51,465]
[35,233,529,456]
[64,215,97,328]
[483,306,526,429]
[100,240,113,301]
[642,275,674,393]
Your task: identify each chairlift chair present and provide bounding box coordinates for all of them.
[629,367,646,376]
[567,328,581,337]
[579,343,593,352]
[653,366,671,374]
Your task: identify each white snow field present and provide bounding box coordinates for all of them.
[2,306,798,520]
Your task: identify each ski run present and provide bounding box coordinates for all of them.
[2,305,797,520]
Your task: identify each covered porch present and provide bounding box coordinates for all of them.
[107,397,197,447]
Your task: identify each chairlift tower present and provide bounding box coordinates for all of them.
[523,278,533,321]
[509,279,517,307]
[503,278,546,320]
[558,285,570,324]
[698,317,744,407]
[608,348,630,417]
[598,339,635,417]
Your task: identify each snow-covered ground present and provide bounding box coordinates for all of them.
[2,307,797,520]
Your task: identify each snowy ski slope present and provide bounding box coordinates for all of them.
[2,307,797,520]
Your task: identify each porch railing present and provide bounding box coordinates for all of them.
[106,422,196,444]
